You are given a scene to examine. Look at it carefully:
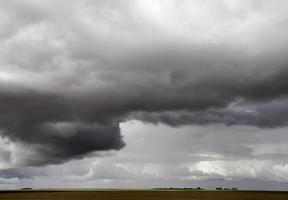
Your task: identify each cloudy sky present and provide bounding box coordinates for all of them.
[1,0,288,190]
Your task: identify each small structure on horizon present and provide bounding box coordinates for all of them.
[21,188,33,190]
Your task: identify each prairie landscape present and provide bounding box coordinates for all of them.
[0,190,288,200]
[2,0,288,195]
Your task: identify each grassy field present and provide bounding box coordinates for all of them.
[0,190,288,200]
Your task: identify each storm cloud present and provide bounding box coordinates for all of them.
[1,0,288,169]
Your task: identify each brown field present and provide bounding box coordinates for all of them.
[0,190,288,200]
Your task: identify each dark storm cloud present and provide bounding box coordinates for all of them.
[130,97,288,128]
[0,89,125,166]
[1,0,288,166]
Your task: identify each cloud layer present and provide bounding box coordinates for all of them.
[1,0,288,186]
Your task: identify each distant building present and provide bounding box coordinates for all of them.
[21,188,32,190]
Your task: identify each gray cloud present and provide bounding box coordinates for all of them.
[1,0,288,168]
[0,90,125,166]
[131,97,288,128]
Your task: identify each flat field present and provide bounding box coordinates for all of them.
[0,190,288,200]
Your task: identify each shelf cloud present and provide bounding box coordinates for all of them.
[0,1,288,189]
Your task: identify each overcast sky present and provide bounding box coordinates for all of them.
[1,0,288,190]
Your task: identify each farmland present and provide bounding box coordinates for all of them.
[0,190,288,200]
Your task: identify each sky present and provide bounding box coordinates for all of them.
[0,0,288,190]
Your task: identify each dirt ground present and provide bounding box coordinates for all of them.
[0,190,288,200]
